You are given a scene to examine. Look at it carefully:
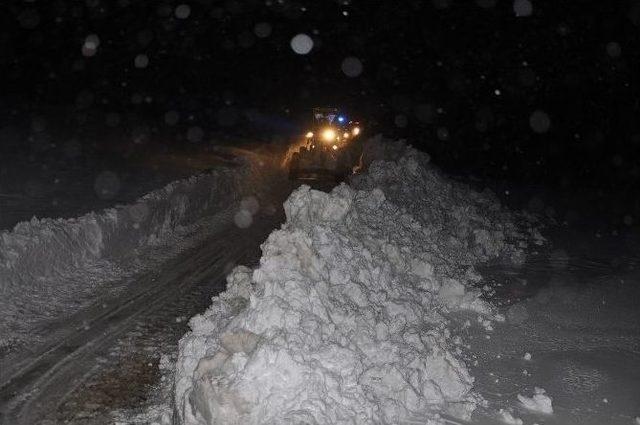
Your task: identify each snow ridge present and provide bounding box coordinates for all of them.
[0,155,272,349]
[174,141,537,425]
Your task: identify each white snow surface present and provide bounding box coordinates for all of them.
[517,387,553,414]
[174,140,539,425]
[0,152,276,348]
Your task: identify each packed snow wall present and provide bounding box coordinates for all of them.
[173,140,542,425]
[0,151,283,349]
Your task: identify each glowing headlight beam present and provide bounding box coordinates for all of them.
[322,128,336,142]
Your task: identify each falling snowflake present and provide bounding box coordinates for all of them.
[341,56,363,77]
[164,110,180,126]
[290,33,314,54]
[187,126,204,143]
[134,54,149,69]
[529,110,551,133]
[254,22,272,38]
[606,41,621,58]
[175,4,191,19]
[513,0,533,17]
[82,34,100,57]
[394,114,408,128]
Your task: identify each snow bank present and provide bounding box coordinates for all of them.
[0,152,278,348]
[174,141,539,424]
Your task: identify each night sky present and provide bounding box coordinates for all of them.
[2,0,640,195]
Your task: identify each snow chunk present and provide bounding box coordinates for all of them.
[220,266,254,302]
[499,408,523,425]
[517,387,553,414]
[439,279,489,313]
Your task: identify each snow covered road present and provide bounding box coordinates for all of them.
[0,145,292,424]
[0,186,294,424]
[0,188,290,424]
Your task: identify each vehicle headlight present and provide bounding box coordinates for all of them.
[322,128,336,142]
[305,131,314,138]
[352,126,360,136]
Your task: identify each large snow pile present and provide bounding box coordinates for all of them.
[0,152,279,349]
[174,141,540,424]
[352,137,541,267]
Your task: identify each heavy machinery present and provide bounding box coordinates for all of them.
[288,108,362,181]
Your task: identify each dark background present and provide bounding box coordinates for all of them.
[2,0,640,224]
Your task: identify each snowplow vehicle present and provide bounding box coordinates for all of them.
[288,108,363,181]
